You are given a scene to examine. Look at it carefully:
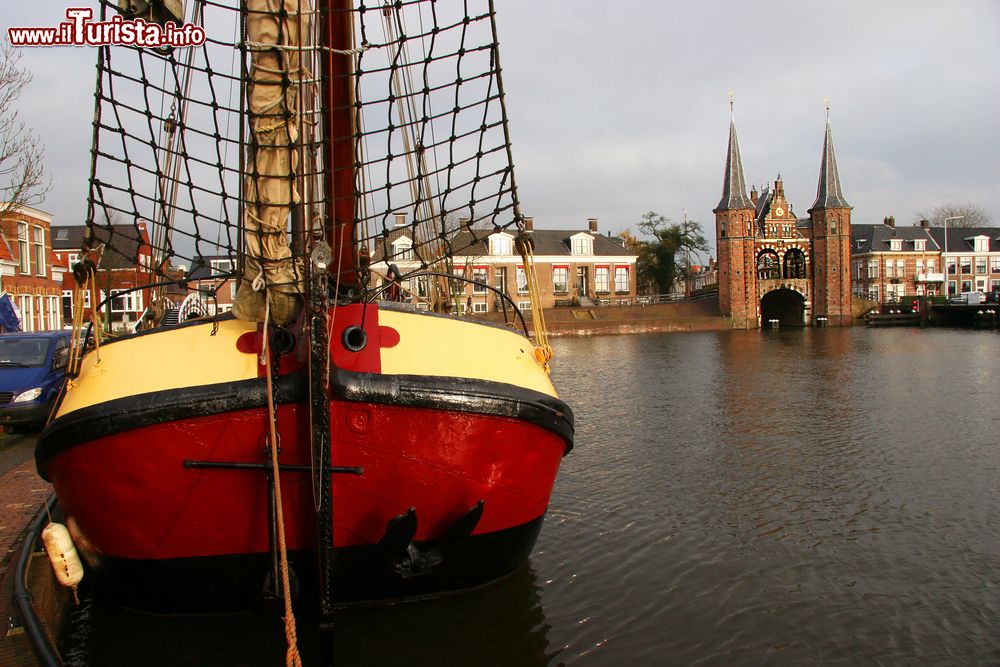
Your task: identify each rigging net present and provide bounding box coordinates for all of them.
[86,0,529,327]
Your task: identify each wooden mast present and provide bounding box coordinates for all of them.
[321,0,358,292]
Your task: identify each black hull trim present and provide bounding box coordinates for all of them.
[87,516,545,614]
[36,370,574,479]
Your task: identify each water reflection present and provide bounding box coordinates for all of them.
[63,564,557,667]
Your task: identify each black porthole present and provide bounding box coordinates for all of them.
[342,325,367,352]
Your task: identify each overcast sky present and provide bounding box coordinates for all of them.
[6,1,1000,256]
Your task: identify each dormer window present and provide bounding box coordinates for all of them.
[856,240,864,250]
[889,239,902,251]
[973,237,989,253]
[489,234,513,256]
[392,237,413,260]
[211,258,234,275]
[913,239,926,251]
[570,234,593,256]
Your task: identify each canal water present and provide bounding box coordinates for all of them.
[62,327,1000,665]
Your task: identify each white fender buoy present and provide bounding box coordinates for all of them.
[41,522,84,603]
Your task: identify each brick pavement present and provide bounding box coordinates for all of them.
[0,434,53,667]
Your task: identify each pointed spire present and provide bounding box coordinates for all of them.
[714,97,754,213]
[810,106,850,210]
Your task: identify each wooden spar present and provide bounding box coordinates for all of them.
[321,0,358,291]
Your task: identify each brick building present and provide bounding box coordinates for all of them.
[928,227,1000,298]
[715,111,853,328]
[371,216,638,313]
[851,218,942,302]
[0,205,67,332]
[51,223,155,331]
[186,255,238,316]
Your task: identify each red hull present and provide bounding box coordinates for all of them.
[47,401,566,561]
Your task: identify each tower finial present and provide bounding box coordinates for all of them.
[824,97,830,120]
[728,90,735,116]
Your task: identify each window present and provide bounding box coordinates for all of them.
[856,240,865,250]
[960,257,972,274]
[961,280,972,292]
[33,226,46,276]
[19,295,34,331]
[109,290,142,313]
[885,259,893,278]
[210,259,234,275]
[927,259,937,273]
[552,267,568,294]
[53,337,69,368]
[946,257,956,275]
[890,239,901,251]
[991,279,1000,294]
[472,267,488,294]
[914,239,926,251]
[37,296,45,330]
[18,223,30,274]
[594,267,610,293]
[494,266,507,294]
[854,261,862,280]
[896,260,905,278]
[62,290,74,321]
[516,266,528,294]
[614,266,629,293]
[517,301,532,311]
[992,257,1000,273]
[868,285,880,302]
[976,258,987,274]
[490,235,512,256]
[67,253,80,267]
[472,302,487,313]
[867,259,879,279]
[392,240,413,260]
[416,275,429,298]
[974,238,989,253]
[947,281,956,296]
[916,259,924,275]
[571,237,592,255]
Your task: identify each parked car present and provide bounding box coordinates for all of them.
[0,331,71,430]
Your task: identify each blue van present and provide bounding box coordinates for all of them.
[0,331,71,430]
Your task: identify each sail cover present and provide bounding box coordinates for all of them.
[232,0,308,325]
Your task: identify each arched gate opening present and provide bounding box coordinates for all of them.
[761,289,805,327]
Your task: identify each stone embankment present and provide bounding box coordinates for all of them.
[478,298,733,337]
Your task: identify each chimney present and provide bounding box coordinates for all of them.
[458,216,470,231]
[920,219,930,229]
[394,212,407,227]
[750,187,759,206]
[522,216,533,231]
[883,216,895,228]
[889,215,895,227]
[588,218,598,233]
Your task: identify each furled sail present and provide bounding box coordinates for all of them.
[232,0,309,326]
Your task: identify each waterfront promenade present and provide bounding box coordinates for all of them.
[0,432,50,667]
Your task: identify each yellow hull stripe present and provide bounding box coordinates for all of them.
[58,310,556,418]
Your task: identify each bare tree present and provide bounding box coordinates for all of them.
[914,203,991,228]
[0,42,49,215]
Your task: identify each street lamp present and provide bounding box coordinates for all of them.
[943,215,964,295]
